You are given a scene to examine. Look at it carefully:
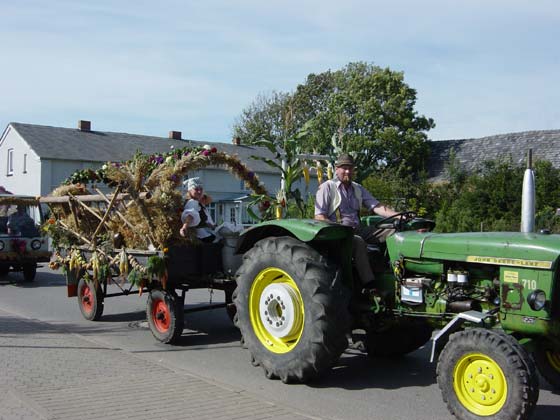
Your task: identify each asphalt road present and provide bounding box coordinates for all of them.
[1,266,559,420]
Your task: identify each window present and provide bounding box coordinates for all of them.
[230,207,237,224]
[207,203,216,223]
[6,149,13,176]
[23,153,27,173]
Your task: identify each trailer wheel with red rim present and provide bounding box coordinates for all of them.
[77,277,104,321]
[146,289,184,344]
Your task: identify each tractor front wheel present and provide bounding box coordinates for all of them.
[146,289,184,344]
[77,277,104,321]
[437,328,538,420]
[234,236,350,383]
[533,339,560,389]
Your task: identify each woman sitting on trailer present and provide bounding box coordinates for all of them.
[179,177,216,243]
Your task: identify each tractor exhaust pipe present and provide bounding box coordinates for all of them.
[521,149,535,233]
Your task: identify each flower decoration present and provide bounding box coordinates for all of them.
[51,144,269,250]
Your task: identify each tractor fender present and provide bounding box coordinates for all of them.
[236,219,353,254]
[430,310,494,363]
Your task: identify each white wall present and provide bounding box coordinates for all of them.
[0,126,42,195]
[0,122,321,223]
[44,159,100,195]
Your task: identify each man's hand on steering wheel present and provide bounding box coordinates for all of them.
[374,211,417,231]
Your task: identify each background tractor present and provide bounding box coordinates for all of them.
[0,194,50,282]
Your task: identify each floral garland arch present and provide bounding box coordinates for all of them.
[46,145,270,251]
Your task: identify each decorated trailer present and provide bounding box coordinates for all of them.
[42,145,269,343]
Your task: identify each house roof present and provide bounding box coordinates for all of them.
[8,122,279,174]
[427,129,560,181]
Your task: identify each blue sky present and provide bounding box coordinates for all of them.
[1,0,558,142]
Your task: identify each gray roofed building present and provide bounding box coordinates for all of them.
[6,122,278,174]
[427,129,560,181]
[0,120,298,226]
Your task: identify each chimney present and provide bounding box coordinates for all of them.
[169,131,182,140]
[78,120,91,131]
[232,136,241,145]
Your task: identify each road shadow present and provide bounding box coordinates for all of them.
[0,313,134,338]
[0,270,66,288]
[172,306,241,347]
[533,404,560,420]
[307,345,437,391]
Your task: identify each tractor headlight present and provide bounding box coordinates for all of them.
[31,239,42,250]
[527,290,547,311]
[0,240,4,251]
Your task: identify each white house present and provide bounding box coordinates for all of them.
[0,120,318,225]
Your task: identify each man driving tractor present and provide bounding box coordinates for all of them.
[314,153,399,290]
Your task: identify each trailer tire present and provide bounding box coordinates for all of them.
[146,289,184,344]
[224,287,237,324]
[77,277,104,321]
[437,328,538,420]
[234,236,350,383]
[533,339,560,390]
[366,319,433,358]
[22,264,37,282]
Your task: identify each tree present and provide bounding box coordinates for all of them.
[232,62,435,182]
[426,158,560,233]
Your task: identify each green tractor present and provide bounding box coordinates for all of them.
[233,213,559,420]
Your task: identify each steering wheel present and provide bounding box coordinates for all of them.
[374,211,418,231]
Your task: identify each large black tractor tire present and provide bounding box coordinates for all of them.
[22,263,37,282]
[233,236,351,383]
[533,339,560,389]
[146,289,184,344]
[437,328,538,420]
[366,319,433,358]
[77,277,104,321]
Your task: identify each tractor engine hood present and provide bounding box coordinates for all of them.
[388,231,560,270]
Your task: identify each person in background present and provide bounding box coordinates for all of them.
[7,205,35,235]
[179,177,216,243]
[314,153,399,290]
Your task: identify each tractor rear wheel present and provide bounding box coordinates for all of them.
[234,236,350,383]
[437,328,538,420]
[77,277,104,321]
[146,289,184,344]
[366,319,433,358]
[533,339,560,389]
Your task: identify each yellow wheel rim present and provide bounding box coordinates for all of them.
[546,349,560,372]
[249,267,304,354]
[453,353,508,416]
